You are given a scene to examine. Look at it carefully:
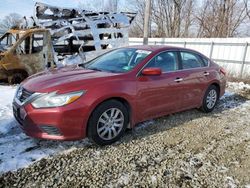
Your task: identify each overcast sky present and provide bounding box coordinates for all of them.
[0,0,128,18]
[0,0,80,18]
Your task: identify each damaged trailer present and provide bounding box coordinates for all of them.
[0,2,136,84]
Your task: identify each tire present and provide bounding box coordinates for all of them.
[8,73,25,84]
[87,100,129,145]
[200,85,219,113]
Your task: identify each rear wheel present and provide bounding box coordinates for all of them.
[87,100,129,145]
[201,85,219,113]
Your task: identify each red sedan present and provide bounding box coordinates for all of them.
[13,46,226,145]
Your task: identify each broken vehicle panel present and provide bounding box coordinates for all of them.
[34,2,136,61]
[0,2,136,84]
[0,29,54,84]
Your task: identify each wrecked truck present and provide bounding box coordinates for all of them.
[0,2,136,84]
[0,28,54,84]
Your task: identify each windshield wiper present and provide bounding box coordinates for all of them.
[88,67,103,72]
[78,63,85,68]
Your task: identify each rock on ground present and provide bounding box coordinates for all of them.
[0,82,250,187]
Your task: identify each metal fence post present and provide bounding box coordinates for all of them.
[183,42,186,48]
[209,42,214,59]
[240,42,248,78]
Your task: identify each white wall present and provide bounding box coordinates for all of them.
[129,38,250,78]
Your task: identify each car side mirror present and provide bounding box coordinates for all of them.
[142,67,162,76]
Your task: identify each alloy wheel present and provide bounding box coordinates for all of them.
[206,89,217,109]
[97,108,124,141]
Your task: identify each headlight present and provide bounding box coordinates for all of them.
[31,90,85,108]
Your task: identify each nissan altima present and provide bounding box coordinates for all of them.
[13,46,226,145]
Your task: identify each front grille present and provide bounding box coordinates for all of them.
[17,87,34,103]
[40,125,61,136]
[13,102,23,125]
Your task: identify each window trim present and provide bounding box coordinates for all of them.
[179,51,206,69]
[178,49,210,68]
[137,49,210,77]
[137,50,180,77]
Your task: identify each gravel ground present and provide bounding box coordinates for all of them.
[0,83,250,188]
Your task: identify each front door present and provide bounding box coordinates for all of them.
[14,31,47,75]
[136,51,184,122]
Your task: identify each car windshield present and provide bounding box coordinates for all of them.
[85,48,152,73]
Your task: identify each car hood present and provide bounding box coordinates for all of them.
[22,66,119,93]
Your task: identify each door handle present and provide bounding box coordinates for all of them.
[204,72,210,76]
[174,78,183,82]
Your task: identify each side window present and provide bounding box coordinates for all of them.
[0,34,8,45]
[180,51,205,69]
[146,51,178,72]
[16,36,31,54]
[32,33,44,53]
[200,56,209,66]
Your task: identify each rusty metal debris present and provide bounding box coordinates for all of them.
[0,2,136,84]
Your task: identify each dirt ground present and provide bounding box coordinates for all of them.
[0,82,250,188]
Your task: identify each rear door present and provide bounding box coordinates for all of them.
[136,51,184,121]
[176,50,210,110]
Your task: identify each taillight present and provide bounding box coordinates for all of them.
[220,67,226,75]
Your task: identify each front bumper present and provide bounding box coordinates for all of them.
[13,101,89,140]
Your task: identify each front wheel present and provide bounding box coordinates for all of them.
[200,85,219,113]
[87,100,129,145]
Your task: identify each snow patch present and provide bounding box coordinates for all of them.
[228,82,250,91]
[0,85,90,174]
[225,176,237,188]
[0,85,16,134]
[0,82,249,174]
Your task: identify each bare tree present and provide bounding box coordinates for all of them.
[78,0,119,12]
[0,13,22,32]
[77,0,249,38]
[78,0,103,11]
[128,0,145,37]
[196,0,248,37]
[181,0,195,37]
[104,0,119,12]
[244,0,250,19]
[151,0,196,37]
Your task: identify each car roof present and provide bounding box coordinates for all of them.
[127,45,185,52]
[126,45,207,58]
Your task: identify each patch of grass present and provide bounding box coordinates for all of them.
[227,76,250,84]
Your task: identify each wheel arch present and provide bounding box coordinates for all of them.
[86,96,133,137]
[210,82,220,95]
[7,69,29,84]
[7,68,29,78]
[199,81,221,108]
